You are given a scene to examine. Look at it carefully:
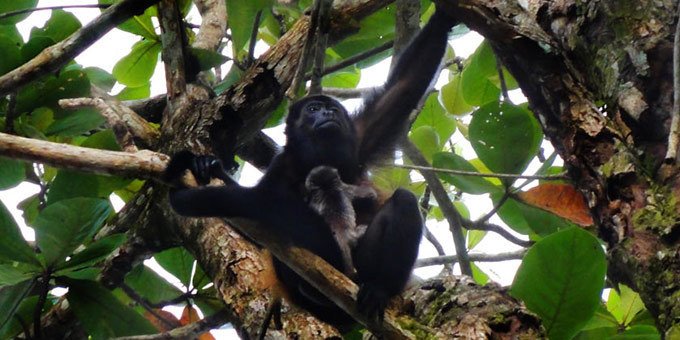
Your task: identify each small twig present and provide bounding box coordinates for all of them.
[415,250,527,268]
[474,189,511,224]
[309,0,332,95]
[462,220,534,248]
[402,140,472,276]
[321,87,376,99]
[391,163,568,180]
[287,0,324,99]
[5,92,17,133]
[121,283,177,329]
[666,3,680,162]
[247,10,263,66]
[33,269,52,339]
[495,54,510,102]
[113,310,231,340]
[0,4,110,21]
[308,40,394,79]
[419,187,452,273]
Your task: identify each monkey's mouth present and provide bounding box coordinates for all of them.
[315,119,341,130]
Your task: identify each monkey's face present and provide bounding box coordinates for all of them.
[298,99,352,137]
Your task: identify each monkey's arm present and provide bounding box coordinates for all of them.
[355,9,457,165]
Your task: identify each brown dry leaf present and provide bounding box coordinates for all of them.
[144,309,181,332]
[517,183,594,226]
[180,305,216,340]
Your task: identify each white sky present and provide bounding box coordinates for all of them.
[0,1,544,338]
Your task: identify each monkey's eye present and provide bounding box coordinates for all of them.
[307,104,321,112]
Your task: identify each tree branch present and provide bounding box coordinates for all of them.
[113,310,231,340]
[416,250,527,268]
[0,0,160,96]
[0,132,167,179]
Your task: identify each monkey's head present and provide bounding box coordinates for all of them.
[285,95,358,176]
[286,95,354,138]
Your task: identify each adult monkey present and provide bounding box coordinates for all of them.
[164,7,456,330]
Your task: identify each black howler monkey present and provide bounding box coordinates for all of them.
[164,7,455,331]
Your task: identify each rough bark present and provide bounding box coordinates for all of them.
[441,0,680,336]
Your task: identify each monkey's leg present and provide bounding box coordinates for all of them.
[352,188,423,322]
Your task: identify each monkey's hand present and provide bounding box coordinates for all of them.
[163,150,230,187]
[357,281,390,325]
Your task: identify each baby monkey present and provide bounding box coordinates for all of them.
[305,166,377,278]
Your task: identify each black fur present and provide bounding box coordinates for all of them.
[164,8,455,330]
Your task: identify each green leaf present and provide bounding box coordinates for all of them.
[493,193,571,236]
[409,126,440,162]
[321,67,361,89]
[45,108,105,136]
[469,101,542,176]
[432,152,499,194]
[0,0,38,24]
[0,34,23,76]
[610,325,660,340]
[414,93,456,142]
[511,227,606,340]
[0,263,39,286]
[47,169,131,204]
[56,234,126,272]
[0,279,34,331]
[16,69,91,114]
[66,279,156,338]
[460,41,501,106]
[580,303,620,331]
[29,9,81,43]
[189,47,229,71]
[112,40,161,87]
[607,284,647,326]
[34,198,112,266]
[116,83,151,100]
[0,296,46,339]
[84,67,116,92]
[332,6,395,68]
[0,200,40,266]
[0,157,25,190]
[226,0,272,53]
[439,75,473,116]
[97,0,157,39]
[467,229,486,250]
[470,262,489,285]
[125,265,183,304]
[154,247,196,287]
[21,36,55,62]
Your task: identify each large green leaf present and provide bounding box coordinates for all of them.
[15,69,91,114]
[29,9,81,43]
[469,101,542,177]
[511,227,606,340]
[409,126,441,162]
[0,201,39,266]
[0,34,23,76]
[460,41,500,106]
[0,279,34,331]
[34,198,112,266]
[331,6,395,68]
[125,265,183,305]
[0,157,25,190]
[45,108,105,136]
[493,193,572,237]
[154,247,196,287]
[439,74,473,116]
[66,279,156,339]
[226,0,272,53]
[56,234,126,272]
[84,67,116,92]
[413,93,456,142]
[607,284,647,326]
[0,263,39,286]
[321,67,361,89]
[112,40,161,87]
[99,0,157,39]
[0,0,38,24]
[432,152,500,194]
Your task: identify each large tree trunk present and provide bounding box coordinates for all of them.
[443,0,680,336]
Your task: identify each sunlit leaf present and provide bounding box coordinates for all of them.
[511,227,606,340]
[517,183,594,226]
[113,40,161,87]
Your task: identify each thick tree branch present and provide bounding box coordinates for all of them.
[0,0,160,96]
[0,132,167,178]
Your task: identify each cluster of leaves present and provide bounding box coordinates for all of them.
[0,0,661,339]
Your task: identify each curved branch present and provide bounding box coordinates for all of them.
[0,0,160,96]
